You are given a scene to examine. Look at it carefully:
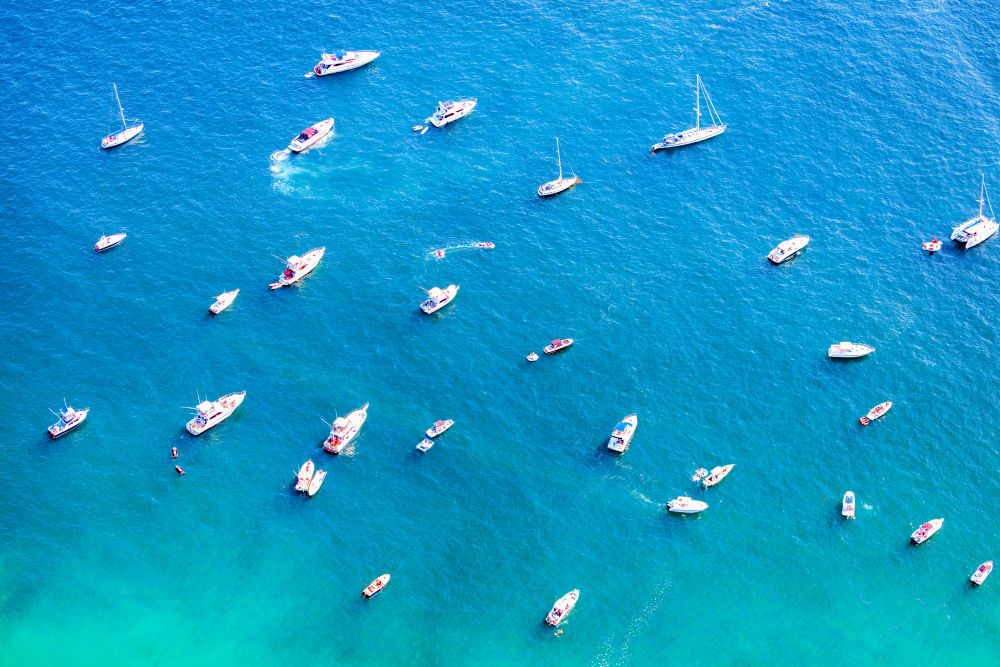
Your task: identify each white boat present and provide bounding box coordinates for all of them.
[416,437,434,452]
[271,247,325,289]
[419,285,459,314]
[538,138,581,197]
[859,401,891,426]
[295,460,314,492]
[185,391,246,435]
[842,491,855,519]
[209,289,239,314]
[691,467,709,482]
[323,402,369,453]
[651,75,726,152]
[288,118,334,153]
[428,99,476,128]
[307,469,327,496]
[48,402,89,439]
[425,420,454,438]
[702,463,734,488]
[911,518,943,544]
[363,574,390,598]
[101,83,144,149]
[313,50,380,76]
[94,233,126,252]
[545,589,579,626]
[952,176,998,248]
[828,342,874,359]
[526,352,539,362]
[921,238,942,253]
[666,496,709,514]
[768,235,809,264]
[607,414,638,453]
[971,561,993,586]
[543,339,573,354]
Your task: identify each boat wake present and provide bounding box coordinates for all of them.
[592,578,671,666]
[427,242,495,259]
[270,149,290,164]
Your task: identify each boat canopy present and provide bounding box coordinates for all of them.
[196,401,213,413]
[613,421,629,432]
[438,101,453,111]
[839,342,851,347]
[297,128,317,141]
[60,406,75,418]
[333,417,348,429]
[287,255,301,266]
[427,287,446,301]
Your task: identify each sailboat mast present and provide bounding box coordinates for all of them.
[113,83,126,128]
[980,174,986,218]
[695,75,701,130]
[556,138,562,181]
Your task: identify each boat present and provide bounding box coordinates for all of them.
[859,401,891,426]
[691,468,709,482]
[768,235,810,264]
[307,469,327,496]
[526,352,539,362]
[842,491,855,519]
[94,233,126,252]
[48,402,89,439]
[473,242,495,249]
[651,75,726,152]
[312,50,380,76]
[971,561,993,586]
[425,420,454,438]
[911,518,943,544]
[607,414,638,453]
[951,175,998,248]
[922,238,942,253]
[419,285,459,314]
[323,402,369,453]
[543,339,573,354]
[288,118,334,153]
[101,83,144,149]
[184,391,246,435]
[545,589,579,626]
[666,496,709,514]
[702,464,734,488]
[428,99,476,128]
[416,437,434,452]
[538,138,581,197]
[209,289,239,314]
[828,342,874,359]
[363,574,390,598]
[295,460,314,492]
[270,247,325,289]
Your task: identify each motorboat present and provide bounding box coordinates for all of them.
[526,352,539,362]
[666,496,708,514]
[270,247,325,289]
[473,242,495,249]
[543,339,573,354]
[295,460,314,492]
[428,99,477,128]
[702,463,734,488]
[842,491,855,519]
[952,176,998,248]
[323,402,369,453]
[859,401,891,426]
[651,75,725,151]
[607,414,638,453]
[911,518,943,544]
[971,561,993,586]
[313,50,380,76]
[288,118,334,153]
[768,235,809,264]
[419,285,459,314]
[538,138,581,197]
[48,402,89,439]
[307,469,327,497]
[209,289,239,314]
[416,437,434,452]
[94,233,126,252]
[425,420,454,438]
[922,238,942,253]
[363,574,390,598]
[545,589,579,626]
[828,342,874,359]
[185,391,246,435]
[101,83,143,149]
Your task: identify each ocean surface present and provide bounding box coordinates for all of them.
[2,0,1000,664]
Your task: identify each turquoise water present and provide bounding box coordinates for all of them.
[3,0,1000,664]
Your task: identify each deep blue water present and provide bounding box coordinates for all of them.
[3,0,1000,664]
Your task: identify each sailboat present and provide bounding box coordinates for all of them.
[951,175,999,248]
[651,75,726,152]
[101,83,144,149]
[538,138,581,197]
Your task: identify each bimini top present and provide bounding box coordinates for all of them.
[437,101,454,111]
[286,255,302,266]
[296,128,317,142]
[613,420,632,433]
[427,287,446,301]
[60,406,77,420]
[195,401,213,413]
[326,50,348,60]
[333,417,349,429]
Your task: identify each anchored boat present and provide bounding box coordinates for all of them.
[651,75,725,151]
[545,589,579,626]
[419,285,459,314]
[209,289,239,314]
[666,496,708,514]
[323,402,369,453]
[270,247,325,289]
[859,401,891,426]
[702,464,734,488]
[295,460,314,492]
[185,391,245,435]
[312,50,380,76]
[363,574,390,598]
[911,518,943,544]
[768,235,809,264]
[48,401,89,439]
[952,175,998,248]
[607,414,638,453]
[842,491,855,519]
[101,83,143,149]
[538,138,581,197]
[95,233,126,252]
[828,342,874,359]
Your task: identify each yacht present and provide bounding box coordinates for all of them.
[545,589,579,626]
[48,402,89,439]
[313,50,380,76]
[543,339,573,354]
[295,460,314,492]
[95,233,126,252]
[419,285,459,314]
[952,176,998,248]
[768,235,809,264]
[859,401,891,426]
[101,83,143,149]
[842,491,855,519]
[666,496,708,514]
[607,414,638,453]
[363,574,390,598]
[416,437,434,452]
[429,99,476,128]
[271,247,325,289]
[702,464,734,488]
[971,561,993,586]
[323,402,369,453]
[185,391,246,435]
[911,518,943,544]
[425,420,454,438]
[651,75,725,151]
[538,138,581,197]
[828,342,874,359]
[307,469,327,497]
[288,118,334,153]
[209,289,239,314]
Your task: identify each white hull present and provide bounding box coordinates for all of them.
[828,342,874,358]
[971,561,993,586]
[48,407,89,439]
[429,99,476,127]
[702,463,734,488]
[546,589,579,626]
[364,574,390,598]
[416,437,434,452]
[289,118,334,152]
[842,491,855,519]
[420,285,459,314]
[538,176,580,197]
[426,420,454,438]
[324,402,369,453]
[952,215,998,248]
[186,391,246,435]
[652,124,726,151]
[314,50,380,76]
[95,233,127,252]
[861,401,892,424]
[210,289,239,314]
[911,518,943,544]
[307,469,327,496]
[102,123,143,149]
[667,496,708,514]
[768,236,810,264]
[607,414,638,453]
[275,247,325,288]
[295,460,314,492]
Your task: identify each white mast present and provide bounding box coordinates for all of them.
[556,137,562,181]
[695,75,701,130]
[979,174,986,219]
[113,83,126,128]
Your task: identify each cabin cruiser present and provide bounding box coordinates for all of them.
[828,342,874,359]
[48,403,89,439]
[971,561,993,586]
[363,574,390,598]
[307,469,326,496]
[271,247,325,289]
[288,118,334,153]
[185,391,246,435]
[425,420,454,438]
[952,176,998,248]
[313,50,380,76]
[420,285,459,314]
[666,496,708,514]
[543,339,573,354]
[859,401,891,426]
[209,289,239,314]
[429,99,476,128]
[295,460,314,492]
[842,491,855,519]
[416,437,434,452]
[323,402,369,453]
[768,235,809,264]
[702,464,734,488]
[95,233,126,252]
[607,414,638,453]
[911,518,943,544]
[545,589,579,626]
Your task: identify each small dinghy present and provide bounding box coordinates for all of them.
[702,463,734,488]
[95,233,126,252]
[425,420,454,438]
[419,285,459,314]
[922,238,942,253]
[691,468,709,482]
[526,352,539,362]
[363,574,390,598]
[545,589,579,626]
[768,235,810,264]
[666,496,708,514]
[971,561,993,586]
[828,342,874,359]
[416,437,434,452]
[842,491,855,519]
[911,518,943,544]
[543,339,573,354]
[859,401,891,425]
[307,469,327,497]
[209,289,239,314]
[288,118,334,153]
[294,460,314,493]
